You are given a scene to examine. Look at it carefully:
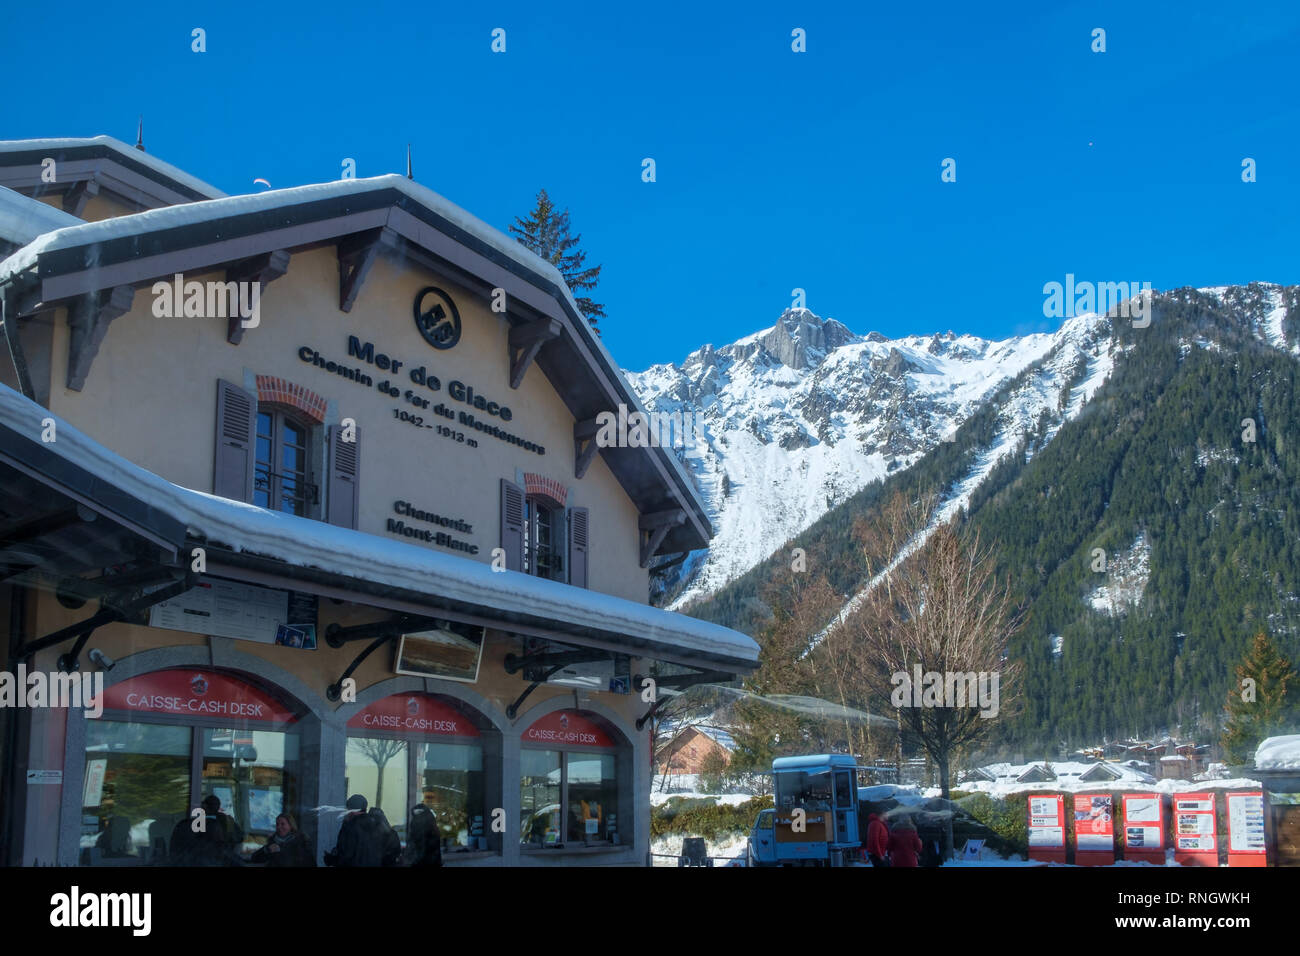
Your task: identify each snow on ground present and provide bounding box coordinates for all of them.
[650,784,755,807]
[1260,287,1296,356]
[651,832,749,866]
[1256,735,1300,770]
[1086,532,1151,616]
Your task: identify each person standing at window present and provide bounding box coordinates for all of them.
[403,805,443,867]
[248,813,315,867]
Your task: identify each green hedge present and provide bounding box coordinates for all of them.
[651,795,774,841]
[955,792,1029,855]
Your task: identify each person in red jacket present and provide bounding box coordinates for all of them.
[887,818,922,868]
[865,812,891,867]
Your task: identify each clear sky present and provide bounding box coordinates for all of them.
[4,1,1298,370]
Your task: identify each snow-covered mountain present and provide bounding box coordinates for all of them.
[630,308,1071,606]
[630,285,1298,611]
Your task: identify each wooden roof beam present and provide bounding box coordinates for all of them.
[61,178,99,217]
[337,226,397,313]
[573,417,601,479]
[639,508,686,567]
[66,285,135,391]
[225,249,291,344]
[508,317,561,389]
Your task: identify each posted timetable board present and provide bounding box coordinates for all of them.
[1226,791,1266,865]
[1028,794,1066,861]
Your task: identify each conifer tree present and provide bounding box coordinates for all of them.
[509,189,606,333]
[1221,632,1299,764]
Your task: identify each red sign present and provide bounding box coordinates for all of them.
[1173,792,1218,866]
[1122,794,1165,861]
[522,710,615,748]
[347,694,479,737]
[1027,794,1066,864]
[92,670,298,723]
[1225,791,1266,866]
[1073,793,1115,865]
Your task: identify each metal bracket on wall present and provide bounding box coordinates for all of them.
[323,615,435,702]
[632,669,735,730]
[19,569,193,671]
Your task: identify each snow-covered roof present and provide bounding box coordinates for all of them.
[0,135,225,200]
[0,171,711,553]
[1255,735,1300,771]
[0,381,758,670]
[0,185,81,246]
[976,760,1157,787]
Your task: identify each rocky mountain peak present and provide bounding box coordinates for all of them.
[748,308,860,370]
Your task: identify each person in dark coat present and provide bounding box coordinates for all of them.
[403,805,443,867]
[327,794,385,867]
[369,807,403,866]
[170,795,243,866]
[249,813,315,867]
[887,817,922,868]
[865,812,890,867]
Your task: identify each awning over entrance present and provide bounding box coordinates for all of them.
[0,382,758,674]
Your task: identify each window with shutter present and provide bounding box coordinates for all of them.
[500,478,525,571]
[568,506,589,588]
[214,379,257,502]
[326,423,360,529]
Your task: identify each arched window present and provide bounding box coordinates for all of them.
[254,406,316,516]
[523,494,563,581]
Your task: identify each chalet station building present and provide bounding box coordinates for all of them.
[0,136,757,866]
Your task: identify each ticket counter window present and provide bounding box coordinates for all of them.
[81,721,190,864]
[566,753,617,844]
[520,749,619,847]
[201,728,302,851]
[520,749,562,846]
[417,742,484,849]
[345,737,409,836]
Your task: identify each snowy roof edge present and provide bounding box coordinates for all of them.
[0,135,226,200]
[0,382,757,666]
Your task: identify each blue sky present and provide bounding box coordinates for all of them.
[5,1,1299,369]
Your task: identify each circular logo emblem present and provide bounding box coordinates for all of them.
[559,713,570,730]
[191,675,209,697]
[407,697,420,717]
[413,287,461,350]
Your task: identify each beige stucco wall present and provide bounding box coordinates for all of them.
[33,191,136,222]
[43,246,649,604]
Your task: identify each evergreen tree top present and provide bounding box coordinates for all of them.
[510,188,606,333]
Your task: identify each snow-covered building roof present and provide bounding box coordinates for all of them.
[0,172,712,555]
[0,380,758,671]
[0,186,81,251]
[0,135,225,204]
[1255,735,1300,771]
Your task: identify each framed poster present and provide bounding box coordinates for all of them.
[395,619,485,683]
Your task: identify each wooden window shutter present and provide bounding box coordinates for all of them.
[214,379,257,502]
[499,478,525,571]
[327,423,360,529]
[568,506,589,588]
